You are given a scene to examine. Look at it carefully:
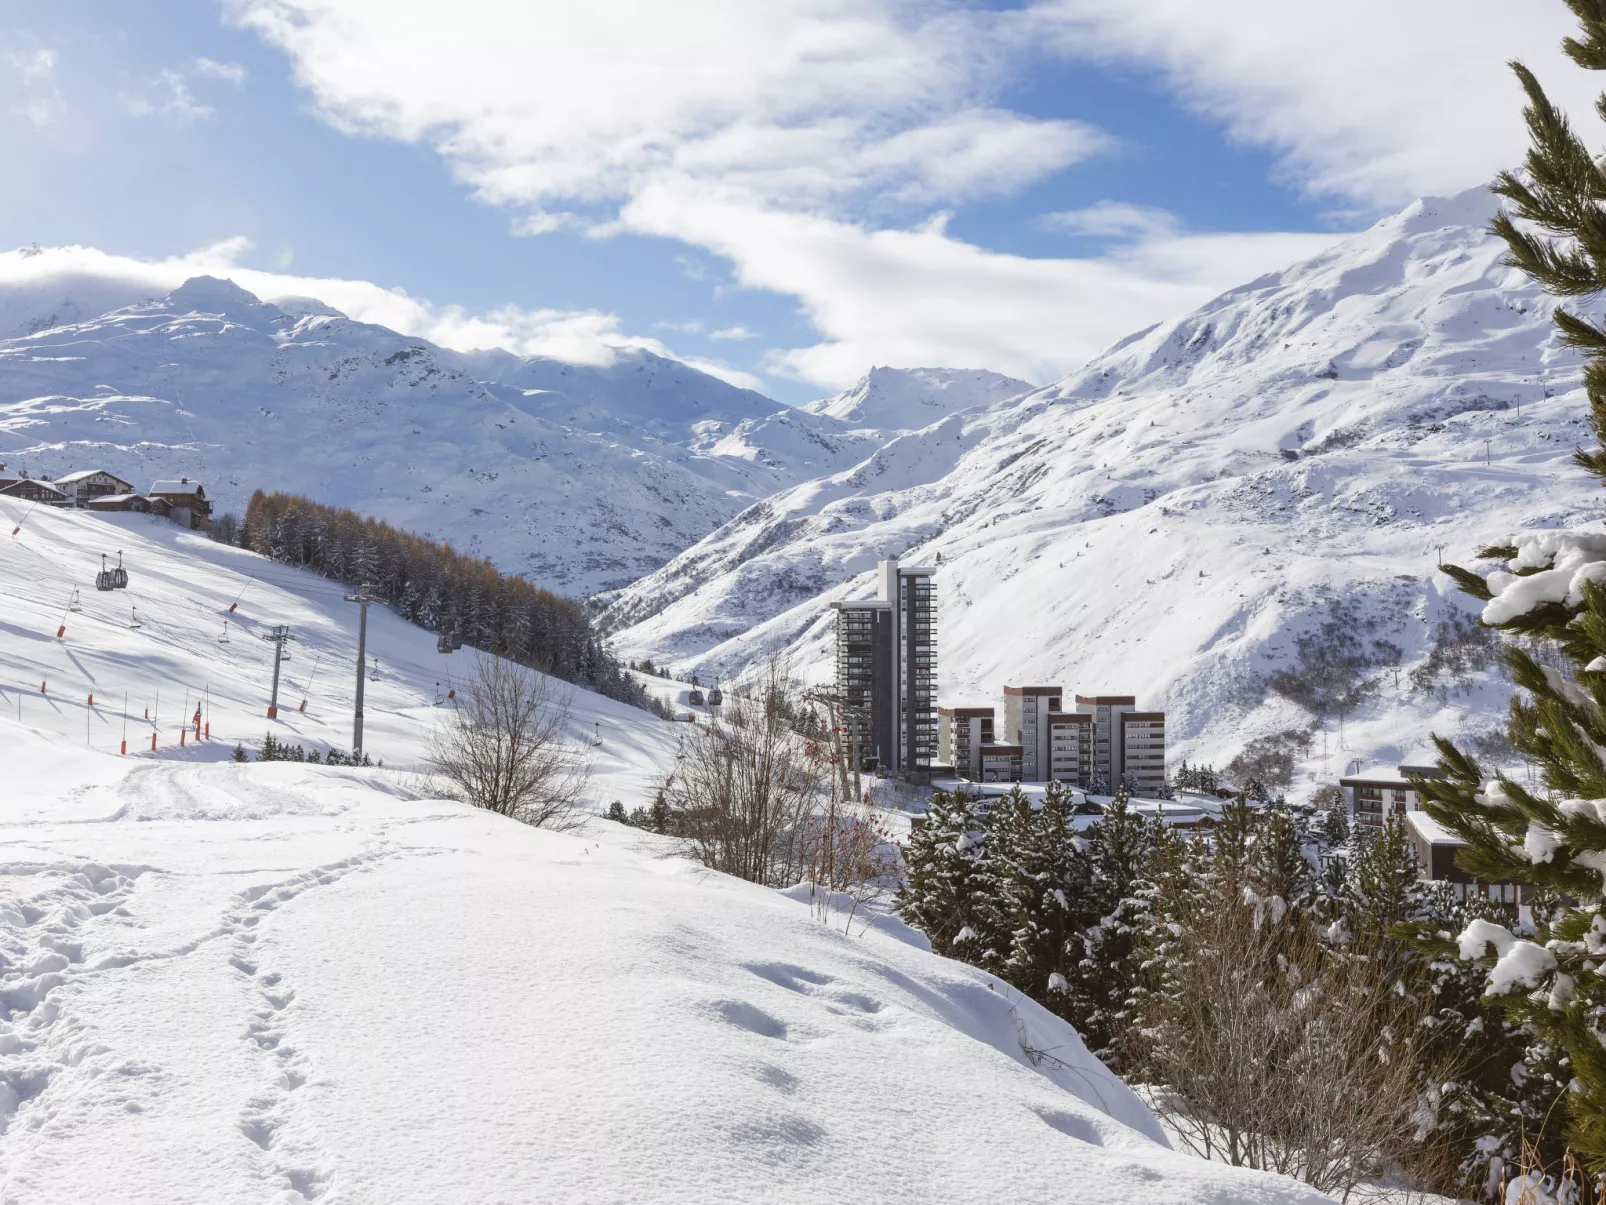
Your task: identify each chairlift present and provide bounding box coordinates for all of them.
[111,550,129,589]
[67,587,82,613]
[219,620,230,644]
[129,607,141,630]
[368,656,380,682]
[95,553,115,592]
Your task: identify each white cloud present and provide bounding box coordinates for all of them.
[242,1,1521,386]
[624,180,1338,386]
[0,240,765,390]
[1016,0,1600,207]
[194,58,249,86]
[710,325,759,342]
[121,69,215,124]
[1039,201,1177,239]
[10,49,55,86]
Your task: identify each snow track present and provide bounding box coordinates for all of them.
[0,722,1335,1203]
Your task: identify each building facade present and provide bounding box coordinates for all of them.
[831,556,938,774]
[938,707,994,779]
[1047,711,1094,786]
[0,478,69,505]
[1119,711,1168,796]
[147,478,212,531]
[1339,764,1438,831]
[53,470,135,507]
[979,743,1023,783]
[1003,686,1063,781]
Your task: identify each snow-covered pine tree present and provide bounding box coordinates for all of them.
[895,789,988,957]
[1415,0,1606,1171]
[1072,788,1159,1066]
[1248,803,1314,911]
[967,784,1090,1004]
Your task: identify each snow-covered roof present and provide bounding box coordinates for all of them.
[86,493,142,504]
[148,479,203,496]
[1406,809,1463,846]
[0,479,66,497]
[54,469,128,485]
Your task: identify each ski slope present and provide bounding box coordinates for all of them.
[0,500,676,804]
[0,510,1332,1202]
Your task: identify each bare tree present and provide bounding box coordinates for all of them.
[656,658,828,886]
[1133,895,1459,1201]
[428,655,589,829]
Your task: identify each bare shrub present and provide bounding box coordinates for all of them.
[1224,726,1315,793]
[656,659,828,886]
[799,790,901,930]
[1134,896,1457,1200]
[1408,611,1499,701]
[1267,598,1403,724]
[427,655,590,829]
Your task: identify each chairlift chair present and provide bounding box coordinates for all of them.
[129,607,141,630]
[369,656,379,682]
[68,587,82,613]
[219,621,230,644]
[111,551,128,589]
[95,554,115,592]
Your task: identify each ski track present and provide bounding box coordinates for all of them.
[0,760,422,1200]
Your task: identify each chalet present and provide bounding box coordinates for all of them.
[85,493,151,514]
[1405,810,1528,907]
[53,469,135,507]
[147,478,212,532]
[0,464,16,491]
[0,477,69,505]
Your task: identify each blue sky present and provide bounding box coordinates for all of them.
[0,1,1586,402]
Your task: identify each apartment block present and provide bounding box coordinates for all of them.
[1119,711,1167,797]
[1047,711,1094,786]
[830,555,938,774]
[979,743,1023,783]
[938,707,994,779]
[1002,686,1063,781]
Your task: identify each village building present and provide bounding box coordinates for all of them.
[85,493,151,514]
[0,477,69,505]
[52,469,135,507]
[147,478,213,532]
[1338,762,1440,831]
[1003,686,1063,781]
[978,743,1023,783]
[1048,711,1095,786]
[1404,810,1527,906]
[830,555,937,775]
[937,706,994,779]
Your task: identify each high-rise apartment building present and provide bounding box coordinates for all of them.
[831,556,938,774]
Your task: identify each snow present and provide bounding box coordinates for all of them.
[600,187,1594,788]
[0,518,1333,1203]
[1482,530,1606,624]
[1457,919,1557,996]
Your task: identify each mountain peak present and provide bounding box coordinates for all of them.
[801,365,1035,429]
[161,275,273,320]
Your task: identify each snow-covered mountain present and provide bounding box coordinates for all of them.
[0,275,1025,600]
[799,365,1034,427]
[601,187,1593,786]
[0,508,1326,1205]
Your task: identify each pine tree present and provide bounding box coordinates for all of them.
[1346,814,1424,933]
[232,742,248,763]
[1072,789,1159,1065]
[895,790,988,957]
[1248,803,1313,909]
[1416,0,1606,1170]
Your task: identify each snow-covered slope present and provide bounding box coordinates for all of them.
[0,278,811,597]
[0,510,1328,1204]
[603,187,1590,784]
[799,365,1034,427]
